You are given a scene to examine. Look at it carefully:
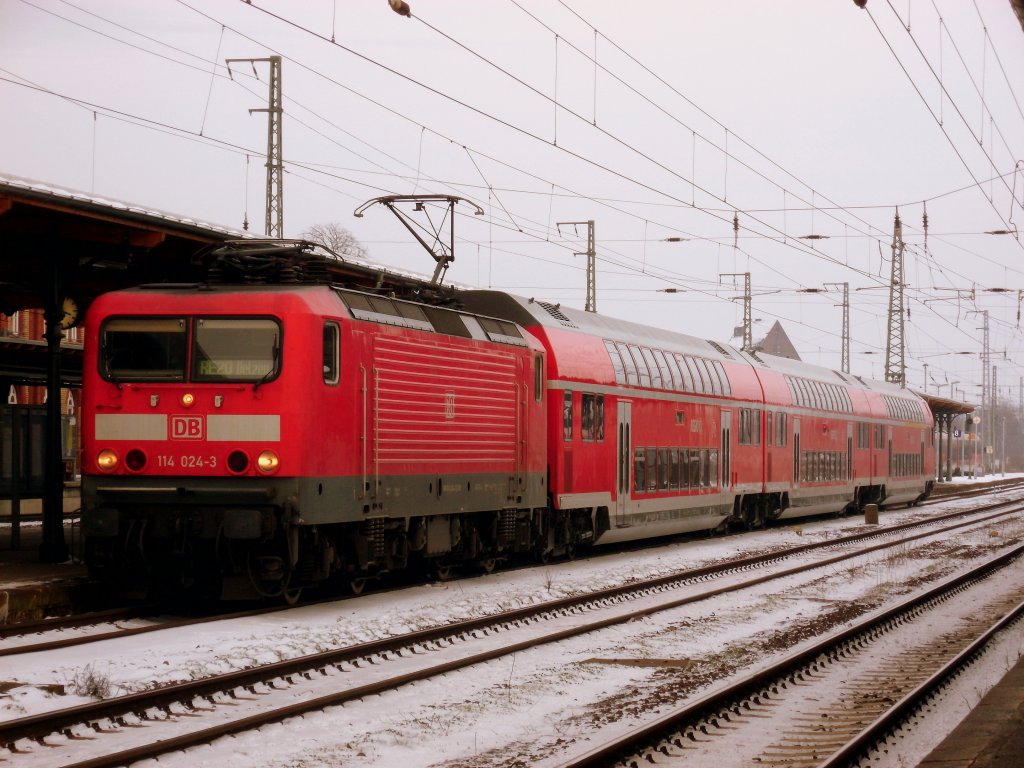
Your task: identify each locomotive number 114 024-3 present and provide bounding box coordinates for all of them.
[157,454,219,468]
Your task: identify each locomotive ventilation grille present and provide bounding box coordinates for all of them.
[536,301,579,328]
[706,340,733,359]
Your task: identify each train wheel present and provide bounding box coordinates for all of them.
[350,578,367,596]
[478,558,496,575]
[434,564,453,582]
[282,585,303,606]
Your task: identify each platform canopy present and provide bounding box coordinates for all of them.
[916,391,976,419]
[0,174,247,320]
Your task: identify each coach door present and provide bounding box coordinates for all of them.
[616,401,632,526]
[847,422,854,482]
[793,418,801,487]
[720,411,732,490]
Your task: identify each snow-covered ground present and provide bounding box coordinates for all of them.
[1,476,1023,767]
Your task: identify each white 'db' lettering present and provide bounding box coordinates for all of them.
[171,415,205,440]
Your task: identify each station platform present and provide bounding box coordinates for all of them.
[0,518,88,622]
[917,652,1024,767]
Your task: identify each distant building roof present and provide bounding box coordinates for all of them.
[732,320,801,361]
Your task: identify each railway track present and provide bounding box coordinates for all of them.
[3,482,1020,658]
[0,602,307,657]
[2,498,1022,768]
[562,545,1024,768]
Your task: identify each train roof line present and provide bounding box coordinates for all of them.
[459,289,932,398]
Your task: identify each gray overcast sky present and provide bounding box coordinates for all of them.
[2,0,1023,400]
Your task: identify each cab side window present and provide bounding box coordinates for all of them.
[323,322,340,385]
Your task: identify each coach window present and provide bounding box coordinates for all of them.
[634,448,646,492]
[617,342,640,386]
[673,354,692,391]
[653,349,675,390]
[628,345,652,387]
[563,391,573,441]
[811,381,824,410]
[681,357,700,394]
[697,449,708,487]
[765,411,773,446]
[646,448,658,491]
[697,358,715,394]
[534,353,544,402]
[657,448,670,490]
[716,362,732,396]
[709,449,719,487]
[688,448,701,488]
[776,412,788,446]
[581,393,605,441]
[669,448,681,490]
[740,408,761,445]
[706,360,724,396]
[323,322,340,385]
[604,341,626,385]
[641,347,662,389]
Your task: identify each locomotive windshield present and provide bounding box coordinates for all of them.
[102,318,187,381]
[193,318,280,382]
[100,316,280,383]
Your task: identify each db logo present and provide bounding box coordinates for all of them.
[171,415,205,440]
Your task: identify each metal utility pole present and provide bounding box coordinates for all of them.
[922,363,929,393]
[992,363,998,473]
[721,272,753,352]
[884,210,906,386]
[826,281,850,374]
[981,310,990,473]
[226,55,284,237]
[557,220,597,312]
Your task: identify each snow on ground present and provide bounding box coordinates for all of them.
[1,476,1023,767]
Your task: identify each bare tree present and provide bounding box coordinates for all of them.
[301,222,368,260]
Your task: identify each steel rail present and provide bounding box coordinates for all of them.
[0,607,146,641]
[3,487,1018,659]
[817,598,1024,768]
[560,543,1024,767]
[3,504,1022,766]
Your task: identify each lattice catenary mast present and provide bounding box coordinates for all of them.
[557,220,597,313]
[884,210,906,386]
[826,281,850,374]
[227,55,284,238]
[722,272,752,352]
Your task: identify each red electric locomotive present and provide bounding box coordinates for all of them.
[81,244,934,599]
[81,263,551,599]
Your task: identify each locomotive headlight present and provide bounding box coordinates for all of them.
[180,392,196,408]
[96,449,119,472]
[256,450,280,473]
